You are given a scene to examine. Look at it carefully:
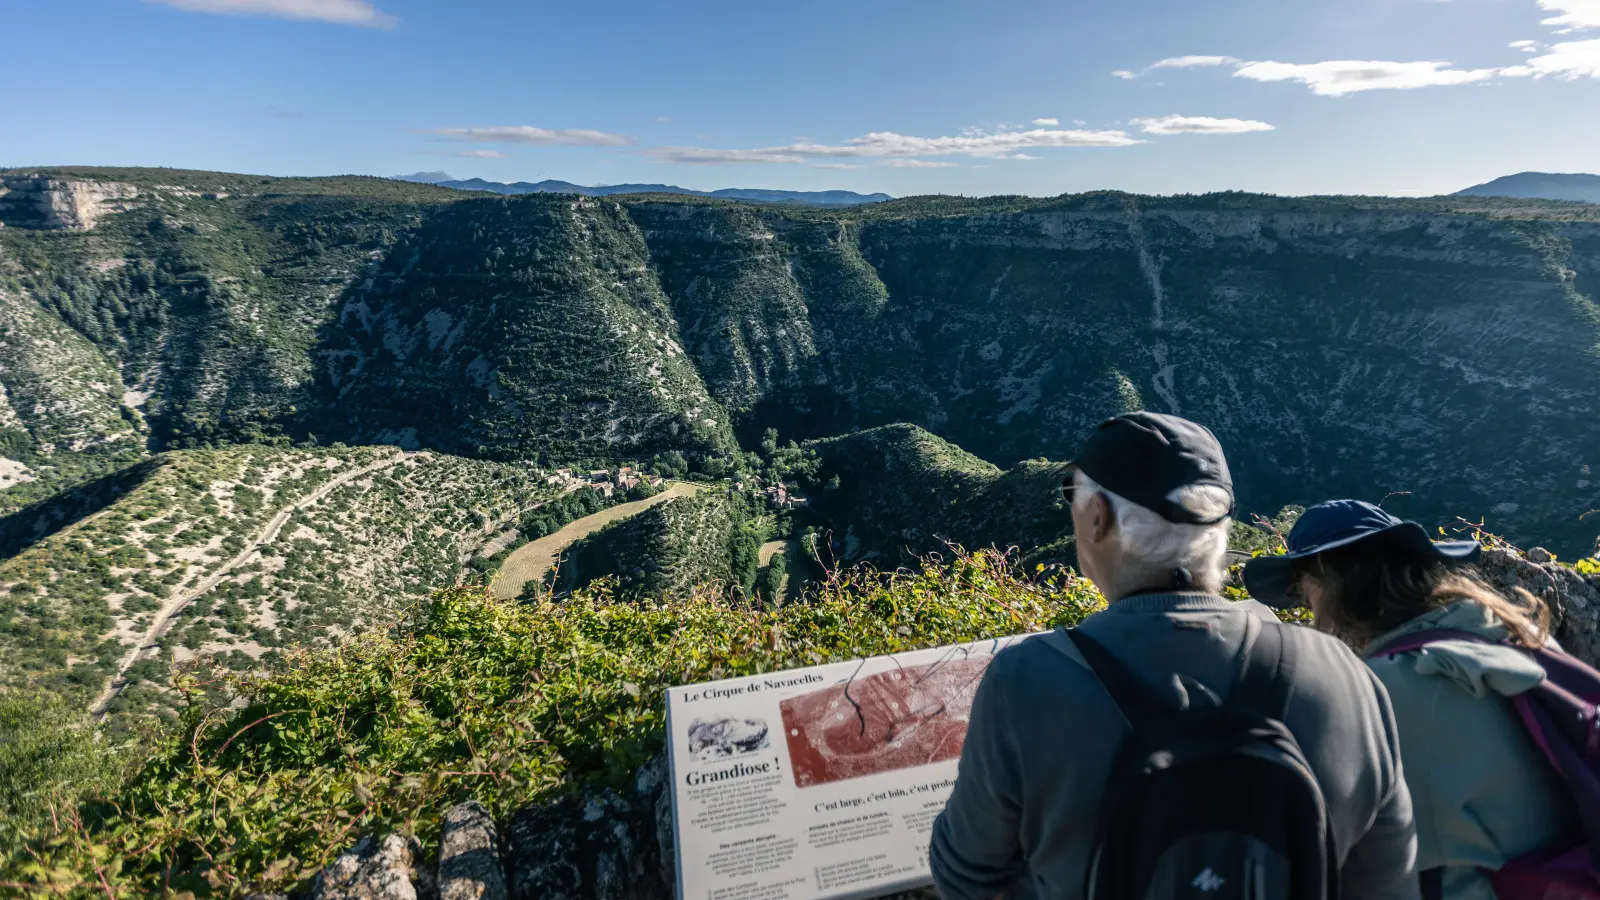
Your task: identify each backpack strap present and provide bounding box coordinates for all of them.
[1066,628,1171,725]
[1230,617,1297,721]
[1366,628,1495,658]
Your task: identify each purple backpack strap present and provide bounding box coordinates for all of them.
[1369,630,1581,772]
[1370,628,1600,875]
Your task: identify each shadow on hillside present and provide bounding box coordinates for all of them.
[0,457,168,561]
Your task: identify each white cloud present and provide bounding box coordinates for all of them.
[423,126,635,147]
[1510,39,1543,51]
[1032,117,1060,126]
[1501,37,1600,77]
[1132,114,1276,134]
[453,150,507,159]
[1008,153,1041,160]
[652,116,673,124]
[882,159,961,168]
[1111,70,1137,79]
[147,0,395,26]
[1150,55,1241,69]
[810,163,861,170]
[1539,0,1600,31]
[1232,59,1498,95]
[648,127,1143,165]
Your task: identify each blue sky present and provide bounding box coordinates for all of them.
[3,0,1597,197]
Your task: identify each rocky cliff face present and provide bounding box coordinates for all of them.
[0,175,139,231]
[636,197,1600,554]
[2,172,1599,553]
[319,196,735,462]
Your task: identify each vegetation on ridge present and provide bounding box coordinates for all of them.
[0,549,1102,897]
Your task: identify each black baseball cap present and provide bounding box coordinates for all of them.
[1066,411,1234,525]
[1242,499,1481,609]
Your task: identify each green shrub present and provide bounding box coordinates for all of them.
[0,692,130,866]
[0,550,1103,896]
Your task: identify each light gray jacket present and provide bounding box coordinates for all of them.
[1365,601,1577,900]
[929,592,1420,900]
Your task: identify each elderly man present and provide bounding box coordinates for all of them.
[929,411,1419,900]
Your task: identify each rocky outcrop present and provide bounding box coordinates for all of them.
[1479,546,1600,664]
[501,757,674,900]
[0,174,138,231]
[308,834,426,900]
[439,802,507,900]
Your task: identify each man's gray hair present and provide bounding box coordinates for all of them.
[1073,469,1232,593]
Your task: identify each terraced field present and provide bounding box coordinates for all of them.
[0,445,559,726]
[491,481,703,600]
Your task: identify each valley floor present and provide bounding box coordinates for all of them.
[490,481,704,600]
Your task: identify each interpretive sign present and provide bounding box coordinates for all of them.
[665,631,1047,900]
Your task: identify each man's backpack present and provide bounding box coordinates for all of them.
[1371,629,1600,899]
[1067,617,1338,900]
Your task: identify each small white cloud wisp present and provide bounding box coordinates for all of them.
[1539,0,1600,32]
[1149,55,1242,69]
[1132,115,1276,135]
[1032,117,1061,126]
[423,126,635,147]
[1232,59,1499,95]
[647,127,1143,165]
[1501,37,1600,78]
[147,0,396,26]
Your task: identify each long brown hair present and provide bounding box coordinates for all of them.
[1290,540,1550,650]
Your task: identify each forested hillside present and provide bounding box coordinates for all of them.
[5,166,1600,720]
[5,168,1598,558]
[801,424,1076,568]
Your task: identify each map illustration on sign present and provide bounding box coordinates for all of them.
[778,654,993,788]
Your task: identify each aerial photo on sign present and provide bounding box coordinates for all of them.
[664,633,1045,900]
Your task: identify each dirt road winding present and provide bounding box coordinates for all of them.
[90,451,408,719]
[490,481,702,600]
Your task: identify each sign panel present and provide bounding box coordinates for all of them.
[665,631,1047,900]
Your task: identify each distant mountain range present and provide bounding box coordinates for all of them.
[391,171,891,206]
[1454,172,1600,204]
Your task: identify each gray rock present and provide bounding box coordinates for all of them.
[1527,546,1555,564]
[439,802,507,900]
[310,833,421,900]
[1477,547,1600,665]
[415,863,440,900]
[502,758,673,900]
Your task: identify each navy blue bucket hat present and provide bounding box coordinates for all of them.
[1242,499,1482,609]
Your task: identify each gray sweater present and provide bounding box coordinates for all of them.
[929,592,1420,900]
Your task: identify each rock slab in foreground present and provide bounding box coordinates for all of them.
[439,801,508,900]
[1478,547,1600,664]
[309,833,422,900]
[502,757,674,900]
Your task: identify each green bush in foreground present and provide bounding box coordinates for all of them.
[0,693,131,868]
[0,550,1104,898]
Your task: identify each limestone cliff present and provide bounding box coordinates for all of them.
[3,170,1600,553]
[0,174,139,231]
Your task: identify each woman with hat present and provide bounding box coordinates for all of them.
[1242,499,1578,900]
